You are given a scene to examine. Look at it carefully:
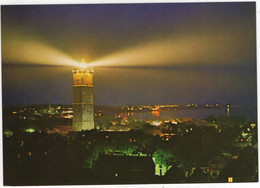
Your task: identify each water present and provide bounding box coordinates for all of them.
[112,106,257,121]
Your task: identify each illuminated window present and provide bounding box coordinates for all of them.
[250,123,256,128]
[228,177,233,183]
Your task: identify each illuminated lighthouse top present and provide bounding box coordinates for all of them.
[72,59,94,86]
[72,59,94,73]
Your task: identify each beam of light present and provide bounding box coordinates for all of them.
[91,26,255,68]
[2,32,79,67]
[2,23,254,69]
[2,32,92,69]
[76,59,94,69]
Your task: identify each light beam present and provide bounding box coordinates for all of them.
[2,31,78,67]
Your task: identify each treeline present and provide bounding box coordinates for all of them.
[3,115,258,185]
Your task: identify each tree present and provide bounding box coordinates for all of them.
[95,114,114,129]
[204,115,216,123]
[218,147,258,182]
[172,126,220,168]
[164,164,186,183]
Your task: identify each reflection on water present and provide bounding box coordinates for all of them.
[151,110,160,117]
[133,108,227,121]
[113,106,256,121]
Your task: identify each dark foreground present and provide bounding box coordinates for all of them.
[3,113,258,185]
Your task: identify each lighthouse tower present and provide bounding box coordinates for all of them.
[72,62,94,131]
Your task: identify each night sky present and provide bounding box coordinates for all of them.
[1,2,256,107]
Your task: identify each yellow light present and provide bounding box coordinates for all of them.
[78,62,90,69]
[74,58,94,69]
[25,128,35,133]
[228,177,233,183]
[250,123,256,128]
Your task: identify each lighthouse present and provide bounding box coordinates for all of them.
[72,61,94,131]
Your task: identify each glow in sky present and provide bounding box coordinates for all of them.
[2,21,255,69]
[2,3,255,68]
[92,25,254,67]
[2,31,78,67]
[1,2,256,107]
